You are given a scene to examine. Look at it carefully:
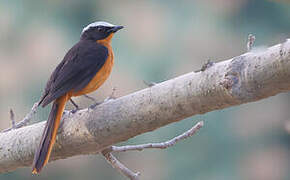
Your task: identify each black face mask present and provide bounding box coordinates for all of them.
[81,25,123,41]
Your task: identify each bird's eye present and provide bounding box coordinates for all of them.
[97,27,103,32]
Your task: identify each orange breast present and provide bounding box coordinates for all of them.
[71,43,114,97]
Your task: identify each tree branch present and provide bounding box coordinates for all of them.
[101,151,140,180]
[109,121,203,152]
[101,121,203,179]
[0,39,290,174]
[1,102,39,132]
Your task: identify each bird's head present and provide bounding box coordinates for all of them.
[80,21,123,42]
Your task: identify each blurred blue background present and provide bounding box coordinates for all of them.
[0,0,290,180]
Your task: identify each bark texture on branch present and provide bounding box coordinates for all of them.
[0,39,290,173]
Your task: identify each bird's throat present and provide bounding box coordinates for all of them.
[97,33,114,45]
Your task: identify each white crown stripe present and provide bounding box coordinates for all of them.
[82,21,115,34]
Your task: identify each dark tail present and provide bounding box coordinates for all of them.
[32,95,67,174]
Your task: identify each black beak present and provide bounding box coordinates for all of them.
[108,25,124,33]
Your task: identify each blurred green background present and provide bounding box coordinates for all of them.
[1,0,290,180]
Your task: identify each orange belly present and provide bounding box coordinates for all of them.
[71,47,114,96]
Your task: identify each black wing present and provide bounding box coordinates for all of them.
[39,40,108,107]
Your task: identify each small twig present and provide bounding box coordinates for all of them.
[143,80,157,87]
[247,34,256,52]
[101,121,203,179]
[102,150,140,180]
[195,59,214,73]
[1,102,39,133]
[9,109,16,129]
[110,121,204,152]
[104,87,117,101]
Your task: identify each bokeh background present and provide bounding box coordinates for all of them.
[1,0,290,180]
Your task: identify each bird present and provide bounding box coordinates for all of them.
[32,21,123,174]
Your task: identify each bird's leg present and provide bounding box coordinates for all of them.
[89,87,117,109]
[69,98,80,113]
[88,101,102,109]
[83,94,97,102]
[82,94,101,109]
[83,94,102,109]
